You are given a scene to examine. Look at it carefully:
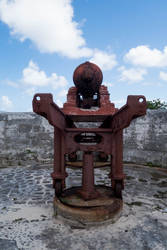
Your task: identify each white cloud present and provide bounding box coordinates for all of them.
[160,71,167,81]
[22,61,49,87]
[124,45,167,67]
[112,99,126,108]
[0,1,119,64]
[0,0,92,58]
[103,81,114,88]
[56,99,63,107]
[57,89,68,97]
[6,80,18,88]
[141,82,163,87]
[51,75,68,90]
[22,60,68,89]
[1,95,13,110]
[118,66,147,83]
[90,50,117,71]
[24,87,36,96]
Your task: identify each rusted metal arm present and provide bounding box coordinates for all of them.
[32,93,74,130]
[101,95,147,132]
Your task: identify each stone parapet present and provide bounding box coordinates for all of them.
[123,109,167,168]
[0,112,54,167]
[0,110,167,168]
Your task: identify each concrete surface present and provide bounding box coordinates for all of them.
[0,110,167,168]
[0,164,167,250]
[0,239,18,250]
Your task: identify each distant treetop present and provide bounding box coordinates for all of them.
[147,99,167,110]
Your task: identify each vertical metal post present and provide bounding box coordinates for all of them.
[110,130,124,198]
[115,130,123,177]
[51,127,66,196]
[79,151,99,200]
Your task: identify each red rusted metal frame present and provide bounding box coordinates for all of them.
[33,93,146,200]
[62,85,116,121]
[33,93,73,196]
[101,95,146,131]
[79,152,99,200]
[65,131,112,155]
[109,130,124,198]
[33,62,147,201]
[33,93,74,129]
[102,95,147,197]
[51,128,67,196]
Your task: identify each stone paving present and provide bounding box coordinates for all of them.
[0,164,167,249]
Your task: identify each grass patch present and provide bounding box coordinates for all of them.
[138,178,147,183]
[146,162,163,168]
[126,175,135,180]
[126,201,143,207]
[13,218,23,223]
[151,172,166,180]
[153,191,167,199]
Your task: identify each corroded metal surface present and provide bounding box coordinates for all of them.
[54,186,123,225]
[73,61,103,109]
[60,186,116,207]
[66,161,110,168]
[33,61,146,221]
[73,61,103,96]
[62,84,116,118]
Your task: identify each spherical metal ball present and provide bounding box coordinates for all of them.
[73,61,103,98]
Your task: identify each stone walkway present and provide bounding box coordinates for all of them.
[0,164,167,250]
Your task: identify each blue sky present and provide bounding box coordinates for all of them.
[0,0,167,111]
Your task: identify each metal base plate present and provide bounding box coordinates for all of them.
[54,186,123,227]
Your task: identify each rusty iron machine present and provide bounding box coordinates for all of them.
[33,62,146,224]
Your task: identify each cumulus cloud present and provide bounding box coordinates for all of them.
[0,0,92,58]
[90,50,117,71]
[22,61,50,87]
[1,95,13,110]
[124,45,167,67]
[118,66,147,83]
[160,71,167,81]
[51,75,68,90]
[0,1,119,64]
[22,60,68,89]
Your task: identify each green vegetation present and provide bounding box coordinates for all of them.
[146,162,154,167]
[146,162,162,168]
[126,201,143,207]
[25,149,33,154]
[13,218,23,223]
[147,98,167,110]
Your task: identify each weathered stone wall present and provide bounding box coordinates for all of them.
[124,110,167,168]
[0,112,54,167]
[0,110,167,168]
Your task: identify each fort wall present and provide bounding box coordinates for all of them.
[0,110,167,168]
